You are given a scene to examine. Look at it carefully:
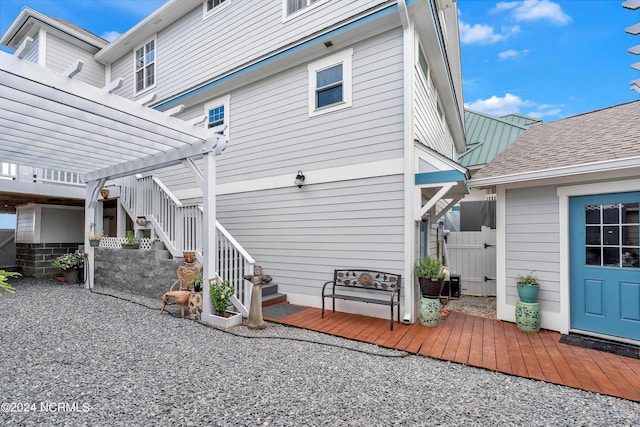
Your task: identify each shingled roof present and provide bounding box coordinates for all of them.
[472,100,640,182]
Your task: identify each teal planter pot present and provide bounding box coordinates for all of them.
[517,284,539,303]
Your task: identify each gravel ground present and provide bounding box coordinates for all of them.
[1,278,638,427]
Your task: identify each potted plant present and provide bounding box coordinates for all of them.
[209,278,242,327]
[189,271,203,293]
[0,270,20,297]
[52,252,84,284]
[414,256,447,298]
[516,272,540,303]
[89,234,102,247]
[121,230,140,249]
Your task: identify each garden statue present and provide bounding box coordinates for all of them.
[243,265,272,329]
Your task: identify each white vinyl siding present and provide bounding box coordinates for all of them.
[46,34,105,87]
[414,44,453,158]
[111,55,132,98]
[217,175,405,297]
[505,186,561,312]
[21,32,39,63]
[217,28,403,183]
[110,0,389,102]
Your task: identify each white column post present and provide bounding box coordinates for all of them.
[84,180,99,289]
[201,151,217,324]
[117,201,126,238]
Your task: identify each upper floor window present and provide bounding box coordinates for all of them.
[205,95,230,135]
[204,0,229,16]
[135,38,156,93]
[287,0,318,14]
[307,49,353,117]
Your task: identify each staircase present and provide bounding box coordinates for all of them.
[115,174,286,312]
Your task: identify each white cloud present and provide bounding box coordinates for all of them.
[465,93,534,116]
[459,20,520,44]
[101,31,121,42]
[527,104,564,118]
[498,49,529,59]
[494,0,571,25]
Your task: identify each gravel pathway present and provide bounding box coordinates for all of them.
[1,278,638,426]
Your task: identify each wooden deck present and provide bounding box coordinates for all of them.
[264,307,640,402]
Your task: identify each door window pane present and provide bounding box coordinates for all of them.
[584,200,639,269]
[585,205,601,224]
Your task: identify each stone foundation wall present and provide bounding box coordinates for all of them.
[16,243,82,278]
[93,248,187,299]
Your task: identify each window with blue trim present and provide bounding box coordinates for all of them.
[205,95,230,135]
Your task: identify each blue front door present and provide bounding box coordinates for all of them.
[569,192,640,341]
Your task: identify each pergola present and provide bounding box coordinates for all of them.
[0,50,225,323]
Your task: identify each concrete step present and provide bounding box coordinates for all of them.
[262,283,286,307]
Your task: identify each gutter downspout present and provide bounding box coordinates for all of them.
[399,0,416,324]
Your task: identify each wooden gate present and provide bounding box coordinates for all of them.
[446,226,496,296]
[0,229,16,269]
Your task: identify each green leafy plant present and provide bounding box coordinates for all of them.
[414,256,446,281]
[0,270,20,297]
[209,278,235,316]
[189,271,203,292]
[516,272,539,286]
[52,252,84,271]
[125,230,139,245]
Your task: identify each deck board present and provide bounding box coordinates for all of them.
[265,307,640,402]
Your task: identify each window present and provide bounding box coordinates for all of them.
[204,0,229,16]
[287,0,320,15]
[418,47,429,78]
[585,203,639,268]
[205,95,230,135]
[134,38,156,93]
[307,49,353,117]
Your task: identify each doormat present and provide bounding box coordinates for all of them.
[559,333,639,359]
[262,302,306,319]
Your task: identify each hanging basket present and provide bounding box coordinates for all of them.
[100,189,109,199]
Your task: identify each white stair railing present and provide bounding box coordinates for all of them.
[117,175,254,312]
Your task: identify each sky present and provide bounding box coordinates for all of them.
[0,0,638,122]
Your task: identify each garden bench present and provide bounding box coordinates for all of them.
[322,269,401,330]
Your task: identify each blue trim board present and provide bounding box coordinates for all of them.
[155,4,398,110]
[415,170,466,185]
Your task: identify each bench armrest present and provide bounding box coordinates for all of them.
[322,280,335,297]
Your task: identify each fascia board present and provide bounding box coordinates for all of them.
[468,156,640,188]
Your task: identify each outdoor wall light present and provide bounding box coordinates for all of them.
[295,170,305,188]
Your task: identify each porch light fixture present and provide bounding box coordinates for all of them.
[295,170,305,188]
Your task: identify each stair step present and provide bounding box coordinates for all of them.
[262,283,279,297]
[262,293,287,307]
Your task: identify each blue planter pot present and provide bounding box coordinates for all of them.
[517,284,539,303]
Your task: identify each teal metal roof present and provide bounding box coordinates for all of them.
[459,109,542,169]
